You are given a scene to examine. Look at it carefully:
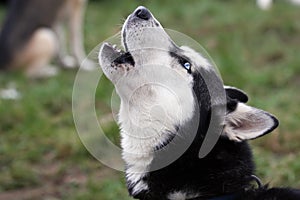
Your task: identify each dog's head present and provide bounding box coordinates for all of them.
[99,6,278,147]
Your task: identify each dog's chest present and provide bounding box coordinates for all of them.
[116,81,195,197]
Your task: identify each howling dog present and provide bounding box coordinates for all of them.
[99,6,300,200]
[0,0,93,78]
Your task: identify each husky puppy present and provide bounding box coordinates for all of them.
[99,6,300,200]
[0,0,92,78]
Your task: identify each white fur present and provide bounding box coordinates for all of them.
[168,191,201,200]
[168,192,187,200]
[180,46,211,72]
[99,6,278,198]
[116,7,198,194]
[130,178,149,195]
[224,85,242,91]
[119,75,195,195]
[99,6,212,195]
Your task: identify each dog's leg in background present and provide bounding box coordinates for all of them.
[68,0,95,70]
[19,28,58,78]
[69,0,85,63]
[54,21,78,68]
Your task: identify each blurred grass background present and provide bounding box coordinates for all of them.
[0,0,300,199]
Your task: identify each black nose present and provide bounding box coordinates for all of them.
[134,7,151,20]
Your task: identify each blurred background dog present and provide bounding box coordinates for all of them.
[0,0,92,78]
[257,0,300,10]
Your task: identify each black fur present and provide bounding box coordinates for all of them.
[128,69,255,200]
[113,52,135,66]
[126,68,299,200]
[239,186,300,200]
[225,87,248,103]
[121,7,299,200]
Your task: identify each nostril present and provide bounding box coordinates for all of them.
[135,8,151,20]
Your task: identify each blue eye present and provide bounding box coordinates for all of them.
[183,62,191,69]
[169,51,192,73]
[183,62,191,72]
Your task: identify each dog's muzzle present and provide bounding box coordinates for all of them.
[99,6,167,74]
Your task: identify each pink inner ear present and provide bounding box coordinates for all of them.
[224,103,278,142]
[232,113,267,133]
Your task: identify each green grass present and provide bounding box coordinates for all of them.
[0,0,300,199]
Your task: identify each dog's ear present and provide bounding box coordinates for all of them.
[225,86,248,103]
[223,102,279,142]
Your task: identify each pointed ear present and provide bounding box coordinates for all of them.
[225,86,248,103]
[224,103,279,142]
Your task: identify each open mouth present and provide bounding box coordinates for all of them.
[113,51,135,66]
[100,43,135,67]
[99,6,157,70]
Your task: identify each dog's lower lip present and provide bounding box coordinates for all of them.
[105,43,134,66]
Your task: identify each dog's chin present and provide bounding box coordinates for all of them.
[99,43,135,71]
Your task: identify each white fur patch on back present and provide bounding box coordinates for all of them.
[168,191,187,200]
[168,191,201,200]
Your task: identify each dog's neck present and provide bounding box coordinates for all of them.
[118,102,256,199]
[117,82,195,196]
[117,81,195,155]
[152,136,256,200]
[116,72,256,199]
[118,107,178,196]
